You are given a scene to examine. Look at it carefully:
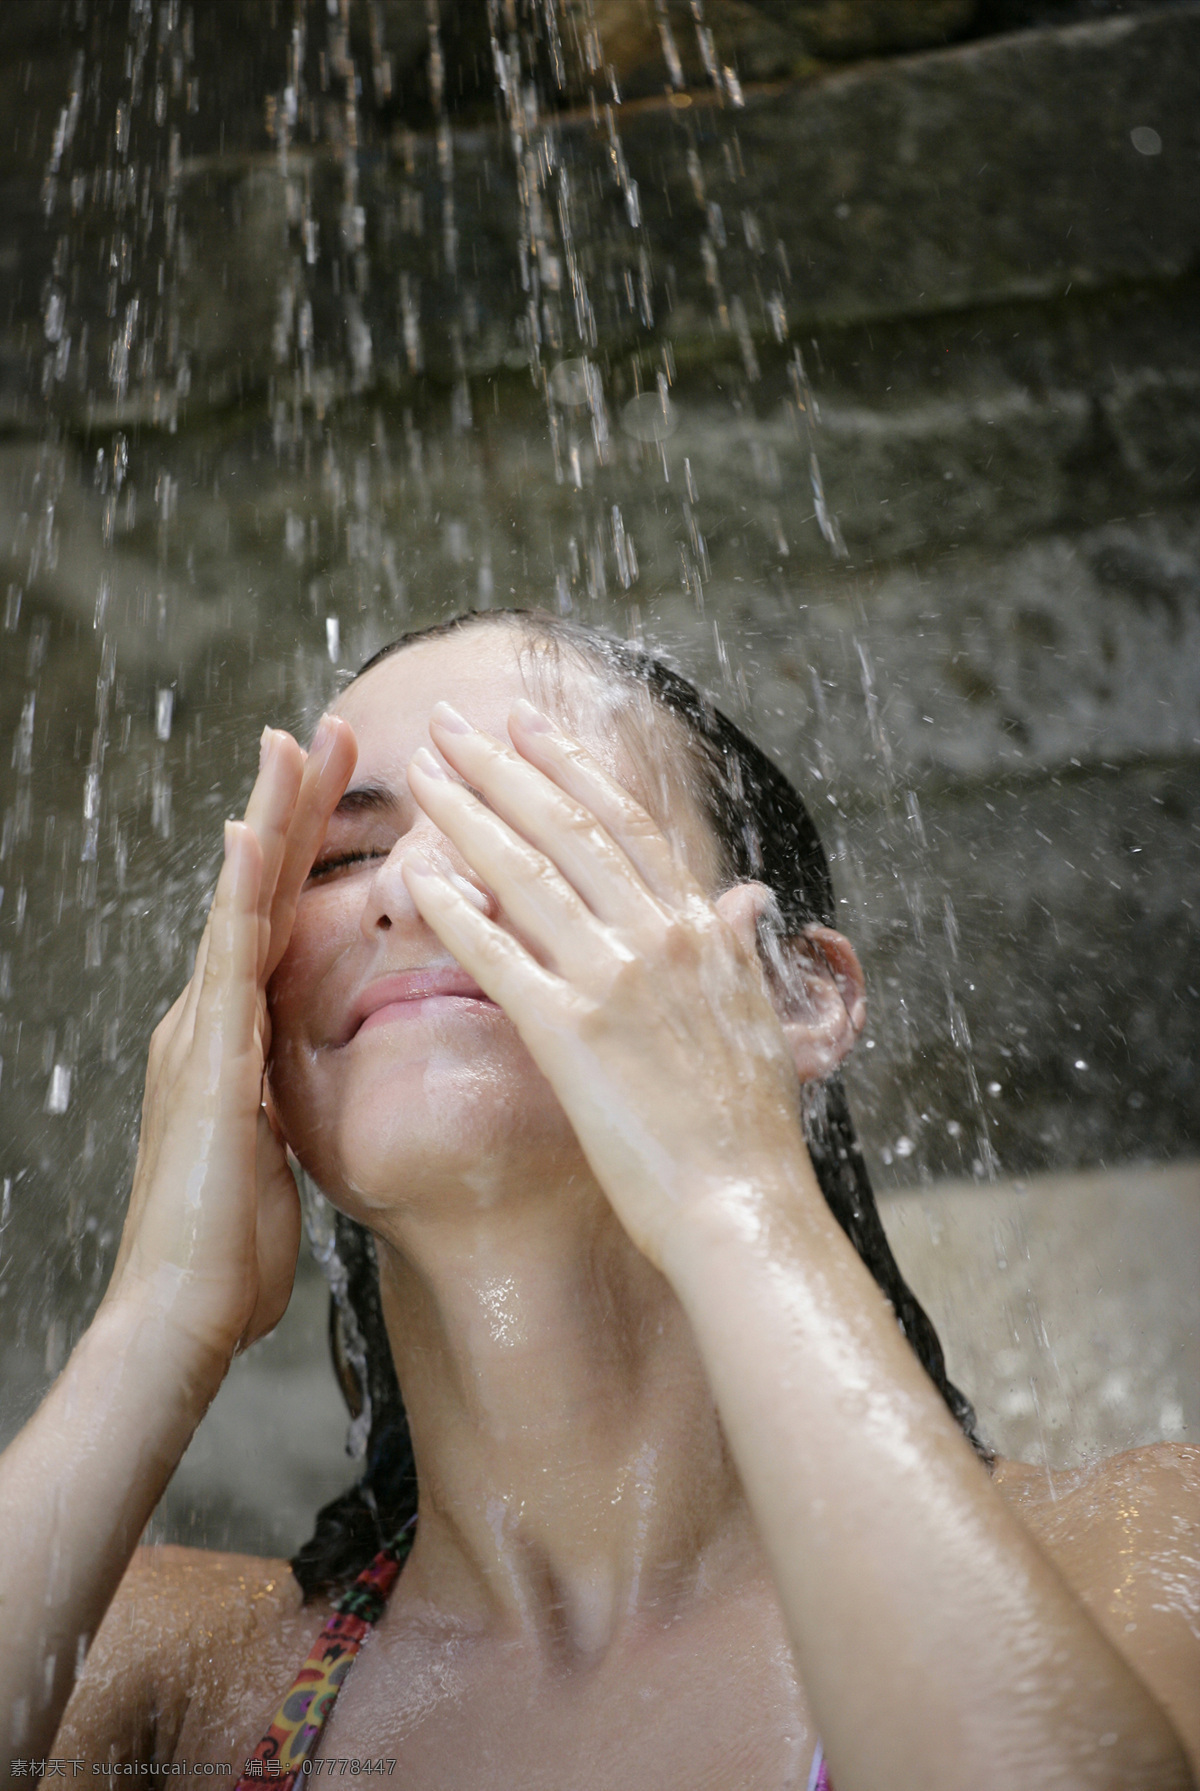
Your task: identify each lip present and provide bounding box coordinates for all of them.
[343,965,496,1043]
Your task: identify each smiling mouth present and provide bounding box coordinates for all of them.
[344,966,496,1042]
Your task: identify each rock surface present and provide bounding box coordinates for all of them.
[5,10,1199,423]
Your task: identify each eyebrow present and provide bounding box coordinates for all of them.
[331,783,400,819]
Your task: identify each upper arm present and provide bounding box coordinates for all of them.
[54,1543,311,1767]
[1011,1444,1200,1774]
[52,1547,192,1764]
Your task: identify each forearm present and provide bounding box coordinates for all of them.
[663,1164,1194,1791]
[0,1288,225,1759]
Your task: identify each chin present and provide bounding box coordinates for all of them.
[275,1037,581,1229]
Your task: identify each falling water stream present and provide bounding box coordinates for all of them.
[1,0,1197,1553]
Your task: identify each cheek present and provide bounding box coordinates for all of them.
[269,888,348,1028]
[266,903,345,1117]
[267,951,314,1075]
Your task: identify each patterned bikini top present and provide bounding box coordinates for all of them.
[233,1516,832,1791]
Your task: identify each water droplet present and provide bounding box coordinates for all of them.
[1074,1059,1088,1072]
[43,288,66,344]
[326,617,340,663]
[621,389,675,443]
[549,358,592,409]
[155,688,174,742]
[1130,126,1162,156]
[45,1063,72,1114]
[894,1135,914,1158]
[611,507,638,588]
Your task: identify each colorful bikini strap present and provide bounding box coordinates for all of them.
[234,1515,417,1789]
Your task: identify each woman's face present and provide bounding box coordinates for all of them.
[267,628,715,1230]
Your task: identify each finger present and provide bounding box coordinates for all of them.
[176,913,215,1046]
[169,870,223,1050]
[178,728,306,1032]
[192,820,265,1073]
[506,699,701,904]
[401,852,569,1035]
[407,748,606,979]
[428,705,669,930]
[175,725,282,1038]
[242,728,307,976]
[264,714,358,982]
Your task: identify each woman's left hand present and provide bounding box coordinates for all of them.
[404,698,856,1268]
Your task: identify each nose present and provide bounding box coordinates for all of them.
[358,819,494,941]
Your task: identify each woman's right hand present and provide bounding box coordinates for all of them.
[104,715,357,1382]
[0,715,357,1763]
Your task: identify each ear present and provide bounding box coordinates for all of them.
[715,884,867,1084]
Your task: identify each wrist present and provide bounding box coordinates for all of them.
[657,1149,836,1294]
[96,1271,235,1411]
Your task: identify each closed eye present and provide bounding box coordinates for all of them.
[307,848,388,881]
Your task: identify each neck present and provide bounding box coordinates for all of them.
[373,1177,752,1659]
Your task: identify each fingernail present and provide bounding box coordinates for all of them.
[311,715,335,755]
[410,745,448,780]
[259,727,273,769]
[511,698,553,732]
[430,701,474,735]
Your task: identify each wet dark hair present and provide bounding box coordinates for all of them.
[291,608,986,1600]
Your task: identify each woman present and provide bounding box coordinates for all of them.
[2,609,1197,1786]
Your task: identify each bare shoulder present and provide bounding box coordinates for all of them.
[995,1439,1200,1563]
[55,1544,315,1763]
[996,1443,1200,1767]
